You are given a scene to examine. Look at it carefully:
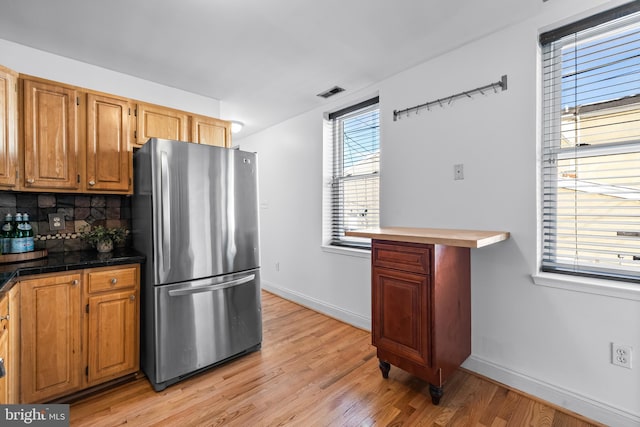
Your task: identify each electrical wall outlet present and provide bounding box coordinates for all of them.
[612,343,632,369]
[48,213,66,231]
[454,164,464,180]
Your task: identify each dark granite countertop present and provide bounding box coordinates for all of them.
[0,248,145,294]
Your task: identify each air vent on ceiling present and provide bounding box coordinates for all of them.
[317,86,345,98]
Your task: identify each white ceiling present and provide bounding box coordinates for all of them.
[0,0,541,138]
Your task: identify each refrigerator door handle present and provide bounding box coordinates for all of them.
[159,151,171,276]
[167,274,256,297]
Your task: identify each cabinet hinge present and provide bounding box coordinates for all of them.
[85,304,89,314]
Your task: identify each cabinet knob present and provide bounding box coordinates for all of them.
[26,178,34,184]
[129,295,135,301]
[71,279,79,286]
[111,278,118,285]
[88,180,96,186]
[0,314,9,321]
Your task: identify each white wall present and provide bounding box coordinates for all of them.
[240,1,640,425]
[239,99,374,329]
[0,39,220,117]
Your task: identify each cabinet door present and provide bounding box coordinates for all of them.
[7,285,19,404]
[0,66,17,189]
[87,288,139,386]
[86,93,132,192]
[135,103,188,147]
[372,267,431,368]
[20,273,82,403]
[0,294,8,404]
[23,79,79,190]
[191,115,231,147]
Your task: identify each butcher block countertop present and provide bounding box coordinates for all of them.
[345,227,510,248]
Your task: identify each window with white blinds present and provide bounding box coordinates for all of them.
[541,3,640,282]
[327,97,379,248]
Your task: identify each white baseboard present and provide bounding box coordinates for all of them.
[463,355,640,427]
[261,280,371,331]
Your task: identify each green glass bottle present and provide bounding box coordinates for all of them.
[10,213,24,254]
[1,213,12,254]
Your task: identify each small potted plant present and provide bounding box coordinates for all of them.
[81,225,127,253]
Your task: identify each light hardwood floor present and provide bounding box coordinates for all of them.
[70,291,603,426]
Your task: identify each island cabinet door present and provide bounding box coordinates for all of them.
[372,266,432,368]
[20,273,83,403]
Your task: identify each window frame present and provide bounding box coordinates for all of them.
[538,2,640,285]
[326,97,380,250]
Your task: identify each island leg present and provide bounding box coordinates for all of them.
[378,360,390,379]
[429,383,444,405]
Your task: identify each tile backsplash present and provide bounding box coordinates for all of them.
[0,192,131,253]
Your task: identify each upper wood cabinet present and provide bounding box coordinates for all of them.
[4,68,231,193]
[0,66,18,189]
[191,114,231,148]
[135,103,189,148]
[20,77,132,194]
[86,93,132,192]
[22,79,80,191]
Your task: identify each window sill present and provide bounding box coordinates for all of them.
[531,272,640,301]
[321,244,371,259]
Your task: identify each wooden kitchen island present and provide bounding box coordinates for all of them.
[346,227,509,405]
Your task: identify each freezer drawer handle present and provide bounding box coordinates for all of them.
[167,274,255,297]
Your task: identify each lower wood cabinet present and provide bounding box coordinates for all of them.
[0,285,20,404]
[0,290,9,403]
[86,266,139,386]
[19,264,140,403]
[371,240,470,405]
[20,272,83,403]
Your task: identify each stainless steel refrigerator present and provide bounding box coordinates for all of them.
[132,138,262,391]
